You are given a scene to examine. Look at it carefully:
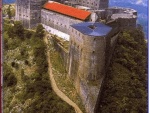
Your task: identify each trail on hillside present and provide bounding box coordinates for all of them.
[44,35,83,113]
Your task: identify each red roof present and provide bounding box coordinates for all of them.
[43,2,91,20]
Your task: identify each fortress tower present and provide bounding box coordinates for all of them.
[15,0,47,28]
[68,22,112,113]
[68,0,109,9]
[15,1,137,113]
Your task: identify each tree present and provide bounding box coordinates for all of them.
[98,28,147,113]
[14,21,24,39]
[3,32,9,50]
[34,24,45,38]
[24,60,29,65]
[21,69,24,80]
[24,30,33,39]
[7,25,15,38]
[11,62,19,69]
[7,5,12,19]
[3,63,17,87]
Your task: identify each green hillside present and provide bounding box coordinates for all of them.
[3,20,75,113]
[98,29,148,113]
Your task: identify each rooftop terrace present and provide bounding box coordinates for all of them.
[71,22,112,36]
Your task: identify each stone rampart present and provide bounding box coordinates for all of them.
[16,0,47,28]
[68,25,114,113]
[41,9,83,35]
[51,36,69,69]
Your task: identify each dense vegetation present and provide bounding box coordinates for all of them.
[3,4,15,18]
[49,37,85,112]
[99,29,147,113]
[3,20,75,113]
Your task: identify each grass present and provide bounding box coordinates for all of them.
[3,36,37,112]
[4,22,76,113]
[48,39,86,113]
[52,35,69,50]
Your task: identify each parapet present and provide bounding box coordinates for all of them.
[111,13,137,19]
[104,7,137,28]
[106,7,137,15]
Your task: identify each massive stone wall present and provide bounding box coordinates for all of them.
[68,26,111,113]
[16,0,30,28]
[16,0,137,29]
[16,0,47,28]
[68,0,108,9]
[105,7,137,28]
[51,36,69,68]
[106,7,137,16]
[41,9,83,35]
[15,1,137,113]
[29,0,48,28]
[69,27,106,82]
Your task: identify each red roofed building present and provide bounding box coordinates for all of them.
[41,1,91,35]
[43,2,91,20]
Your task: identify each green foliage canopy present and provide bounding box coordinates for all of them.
[99,29,147,113]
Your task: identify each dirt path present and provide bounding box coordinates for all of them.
[44,35,83,113]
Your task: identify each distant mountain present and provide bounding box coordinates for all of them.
[3,0,15,4]
[3,0,148,38]
[109,0,148,38]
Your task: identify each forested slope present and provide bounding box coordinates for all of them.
[98,29,147,113]
[3,20,75,113]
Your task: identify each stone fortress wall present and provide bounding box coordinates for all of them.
[15,0,137,113]
[67,0,109,10]
[16,0,47,28]
[68,26,108,113]
[51,36,69,68]
[50,24,120,113]
[16,0,137,30]
[59,1,137,28]
[15,0,30,28]
[41,9,83,35]
[68,28,106,82]
[105,7,137,28]
[93,7,137,28]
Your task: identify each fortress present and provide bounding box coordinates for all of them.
[15,0,137,113]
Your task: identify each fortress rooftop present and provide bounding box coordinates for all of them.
[111,13,137,19]
[71,22,112,36]
[43,2,91,20]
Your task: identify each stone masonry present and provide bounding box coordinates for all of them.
[15,0,137,113]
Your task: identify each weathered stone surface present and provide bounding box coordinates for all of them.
[15,1,137,113]
[41,9,83,35]
[68,0,109,10]
[16,0,47,28]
